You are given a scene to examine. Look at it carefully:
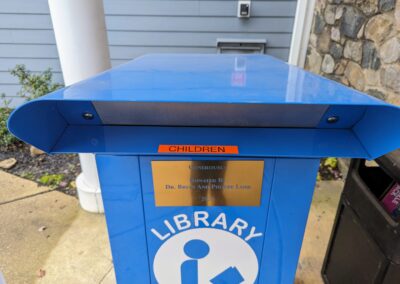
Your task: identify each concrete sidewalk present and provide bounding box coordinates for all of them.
[0,170,343,283]
[295,181,342,284]
[0,170,80,284]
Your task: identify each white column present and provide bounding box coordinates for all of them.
[288,0,316,67]
[48,0,111,213]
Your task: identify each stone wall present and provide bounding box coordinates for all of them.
[305,0,400,105]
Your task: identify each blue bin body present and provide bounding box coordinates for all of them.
[8,54,400,283]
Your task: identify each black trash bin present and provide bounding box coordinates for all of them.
[322,150,400,284]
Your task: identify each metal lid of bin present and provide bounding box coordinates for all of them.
[7,54,400,159]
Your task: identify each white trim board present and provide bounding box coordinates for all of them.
[288,0,316,67]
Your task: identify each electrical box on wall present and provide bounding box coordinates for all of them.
[237,1,251,18]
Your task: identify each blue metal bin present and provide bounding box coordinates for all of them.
[8,54,400,284]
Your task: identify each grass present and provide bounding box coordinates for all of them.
[38,173,65,188]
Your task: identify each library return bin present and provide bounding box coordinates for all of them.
[322,150,400,283]
[7,54,400,284]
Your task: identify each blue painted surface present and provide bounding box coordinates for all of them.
[95,155,320,283]
[8,54,400,159]
[139,156,275,283]
[56,101,102,126]
[51,125,368,158]
[19,54,387,105]
[6,54,400,283]
[181,239,210,284]
[353,106,400,158]
[259,158,320,283]
[210,266,245,283]
[96,155,150,283]
[7,100,67,152]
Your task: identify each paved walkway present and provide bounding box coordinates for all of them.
[0,170,343,283]
[0,171,80,284]
[295,181,343,284]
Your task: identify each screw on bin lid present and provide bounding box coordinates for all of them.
[7,54,400,159]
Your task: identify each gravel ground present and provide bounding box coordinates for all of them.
[0,143,80,196]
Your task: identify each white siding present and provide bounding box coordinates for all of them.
[0,0,297,107]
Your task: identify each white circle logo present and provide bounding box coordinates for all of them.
[153,228,259,284]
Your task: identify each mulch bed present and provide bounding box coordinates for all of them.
[0,143,80,196]
[0,143,341,198]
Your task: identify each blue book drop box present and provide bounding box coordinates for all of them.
[8,54,400,284]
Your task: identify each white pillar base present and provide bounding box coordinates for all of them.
[76,173,104,213]
[48,0,110,213]
[76,153,103,213]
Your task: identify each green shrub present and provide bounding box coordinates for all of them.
[0,106,17,147]
[39,174,65,188]
[10,65,63,101]
[324,157,338,168]
[0,65,63,147]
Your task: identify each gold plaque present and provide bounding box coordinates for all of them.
[151,160,264,206]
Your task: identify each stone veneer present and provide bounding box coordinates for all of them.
[305,0,400,105]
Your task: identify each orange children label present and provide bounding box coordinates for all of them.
[158,145,239,154]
